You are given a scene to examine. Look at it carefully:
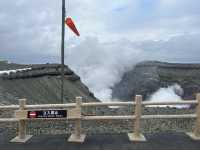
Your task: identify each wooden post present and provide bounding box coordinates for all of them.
[187,93,200,140]
[18,99,26,139]
[74,97,82,138]
[128,95,146,142]
[68,97,86,143]
[11,99,32,143]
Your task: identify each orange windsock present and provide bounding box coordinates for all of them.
[65,17,80,36]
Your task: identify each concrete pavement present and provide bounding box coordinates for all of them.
[0,132,200,150]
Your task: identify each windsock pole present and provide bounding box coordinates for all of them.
[61,0,65,103]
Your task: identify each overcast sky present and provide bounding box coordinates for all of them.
[0,0,200,99]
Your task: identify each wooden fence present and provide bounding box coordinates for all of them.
[0,94,200,143]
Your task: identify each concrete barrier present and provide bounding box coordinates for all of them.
[0,94,200,143]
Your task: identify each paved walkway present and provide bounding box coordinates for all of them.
[1,132,200,150]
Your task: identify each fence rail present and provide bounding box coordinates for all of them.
[0,100,197,109]
[0,94,200,143]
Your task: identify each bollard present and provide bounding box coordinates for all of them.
[187,93,200,140]
[68,97,86,143]
[11,99,32,143]
[128,95,146,142]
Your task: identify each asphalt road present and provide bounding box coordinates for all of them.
[1,132,200,150]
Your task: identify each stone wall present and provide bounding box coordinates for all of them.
[0,107,196,138]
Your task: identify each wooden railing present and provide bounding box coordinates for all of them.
[0,94,200,143]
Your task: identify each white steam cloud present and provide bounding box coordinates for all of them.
[148,84,189,108]
[65,34,200,101]
[66,37,144,101]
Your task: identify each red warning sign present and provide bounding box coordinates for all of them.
[28,111,36,118]
[27,110,67,118]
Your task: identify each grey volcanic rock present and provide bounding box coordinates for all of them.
[112,61,200,101]
[0,62,97,104]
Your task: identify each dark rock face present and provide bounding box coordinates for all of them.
[0,63,97,104]
[112,61,200,101]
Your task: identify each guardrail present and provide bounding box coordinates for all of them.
[0,94,200,143]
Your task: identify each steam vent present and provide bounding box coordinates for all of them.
[112,61,200,101]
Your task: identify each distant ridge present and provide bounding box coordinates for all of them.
[0,62,97,104]
[137,61,200,69]
[112,61,200,101]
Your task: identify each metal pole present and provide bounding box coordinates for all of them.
[61,0,65,103]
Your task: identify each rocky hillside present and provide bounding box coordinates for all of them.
[112,61,200,101]
[0,61,197,136]
[0,61,97,104]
